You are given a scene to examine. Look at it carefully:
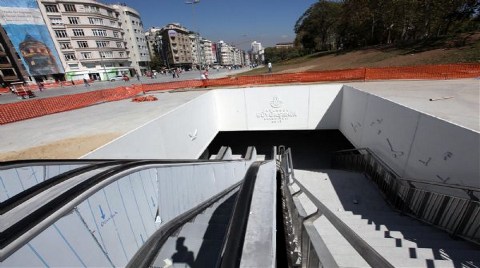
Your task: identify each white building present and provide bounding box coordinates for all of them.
[251,41,262,53]
[145,27,161,59]
[189,33,200,68]
[216,40,233,66]
[112,4,150,75]
[38,0,132,81]
[201,39,215,66]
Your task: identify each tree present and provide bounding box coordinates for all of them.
[294,0,342,51]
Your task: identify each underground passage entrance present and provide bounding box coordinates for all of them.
[206,130,354,169]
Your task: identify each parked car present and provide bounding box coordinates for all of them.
[110,75,129,82]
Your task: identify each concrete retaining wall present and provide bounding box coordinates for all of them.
[83,93,219,159]
[214,84,343,131]
[339,86,479,188]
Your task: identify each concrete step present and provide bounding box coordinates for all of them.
[153,237,223,268]
[311,216,371,268]
[256,155,266,161]
[360,229,479,250]
[335,210,418,221]
[375,246,448,262]
[387,258,456,268]
[335,213,421,227]
[347,221,444,233]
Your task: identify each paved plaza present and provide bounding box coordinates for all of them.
[0,78,478,160]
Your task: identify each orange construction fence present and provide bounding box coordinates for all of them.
[1,63,479,125]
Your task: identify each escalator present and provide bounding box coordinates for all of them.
[0,146,277,268]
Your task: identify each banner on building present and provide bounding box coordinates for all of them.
[0,0,64,76]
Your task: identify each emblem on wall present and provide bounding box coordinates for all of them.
[256,96,297,124]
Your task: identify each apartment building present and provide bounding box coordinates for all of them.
[158,23,193,69]
[38,0,132,81]
[189,33,200,68]
[145,27,161,59]
[201,39,215,66]
[112,4,150,75]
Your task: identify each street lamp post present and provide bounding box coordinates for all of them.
[185,0,202,73]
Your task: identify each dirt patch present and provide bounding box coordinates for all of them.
[0,133,120,161]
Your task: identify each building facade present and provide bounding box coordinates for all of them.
[0,25,29,86]
[38,0,132,81]
[112,4,150,75]
[201,39,215,66]
[158,23,193,69]
[145,27,161,59]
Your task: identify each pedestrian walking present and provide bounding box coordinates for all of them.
[37,82,45,91]
[268,62,272,73]
[83,78,90,87]
[136,74,140,81]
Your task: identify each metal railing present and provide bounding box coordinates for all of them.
[277,147,395,268]
[332,148,480,244]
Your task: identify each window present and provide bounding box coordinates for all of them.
[72,29,85,36]
[110,20,116,26]
[99,51,113,58]
[80,52,92,59]
[64,53,76,60]
[119,52,124,57]
[45,5,59,12]
[84,5,100,13]
[116,42,123,48]
[55,30,68,38]
[96,41,108,48]
[50,17,63,25]
[0,56,10,64]
[68,63,79,69]
[68,17,79,24]
[64,4,76,12]
[108,11,113,17]
[88,17,103,25]
[59,42,72,49]
[1,68,16,77]
[77,41,89,48]
[92,29,107,37]
[113,31,119,38]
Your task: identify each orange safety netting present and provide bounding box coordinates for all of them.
[1,63,479,125]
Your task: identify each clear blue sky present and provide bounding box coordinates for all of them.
[101,0,318,50]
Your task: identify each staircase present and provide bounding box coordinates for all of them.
[289,169,480,268]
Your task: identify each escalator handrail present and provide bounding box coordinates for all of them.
[219,161,265,268]
[0,159,249,261]
[0,160,133,214]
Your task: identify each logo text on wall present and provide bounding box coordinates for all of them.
[256,96,297,124]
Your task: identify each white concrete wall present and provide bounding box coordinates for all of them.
[83,93,219,159]
[340,86,480,188]
[214,84,343,131]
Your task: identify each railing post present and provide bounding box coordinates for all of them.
[452,192,477,238]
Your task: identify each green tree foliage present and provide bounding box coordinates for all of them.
[295,0,480,51]
[264,47,307,63]
[149,43,164,71]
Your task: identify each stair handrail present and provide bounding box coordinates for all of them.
[277,147,395,268]
[332,147,480,244]
[334,148,480,194]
